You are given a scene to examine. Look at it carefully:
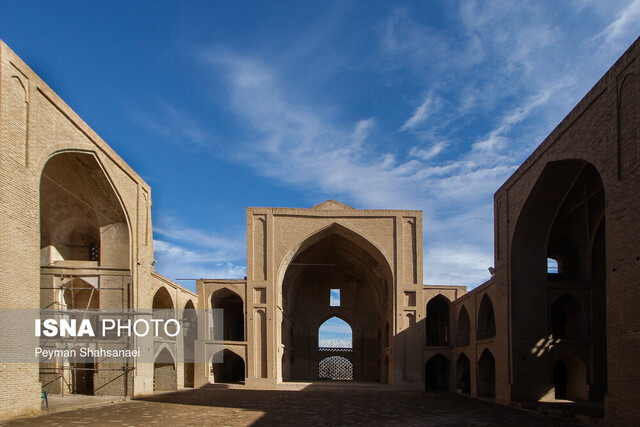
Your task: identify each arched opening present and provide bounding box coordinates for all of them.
[477,294,496,340]
[211,289,244,341]
[424,354,449,391]
[553,353,588,401]
[153,348,177,392]
[319,356,353,381]
[39,152,131,396]
[182,300,197,388]
[426,295,450,346]
[547,257,560,275]
[511,160,607,402]
[318,316,352,349]
[40,152,129,269]
[153,287,175,340]
[456,353,471,394]
[280,224,392,382]
[477,349,495,398]
[212,349,245,384]
[70,347,94,395]
[152,287,174,310]
[550,294,581,340]
[456,306,471,347]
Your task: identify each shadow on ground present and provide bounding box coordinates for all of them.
[3,385,585,426]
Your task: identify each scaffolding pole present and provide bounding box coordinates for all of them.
[38,273,134,398]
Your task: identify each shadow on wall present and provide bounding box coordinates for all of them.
[511,160,607,403]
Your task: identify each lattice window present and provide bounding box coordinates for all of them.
[318,356,353,380]
[318,347,352,352]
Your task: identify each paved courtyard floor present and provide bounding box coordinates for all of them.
[2,386,584,426]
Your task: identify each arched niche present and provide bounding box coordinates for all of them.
[426,295,450,346]
[211,289,244,341]
[477,348,495,398]
[212,349,245,384]
[40,152,129,269]
[550,294,582,340]
[456,353,471,394]
[456,306,471,347]
[511,160,607,401]
[424,354,449,391]
[279,224,392,383]
[152,286,174,310]
[153,347,177,392]
[553,353,588,401]
[477,294,496,340]
[152,287,174,339]
[182,299,197,388]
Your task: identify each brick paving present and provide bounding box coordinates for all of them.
[2,386,584,426]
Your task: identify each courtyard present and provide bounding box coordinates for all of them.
[2,385,584,426]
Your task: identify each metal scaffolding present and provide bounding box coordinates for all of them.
[39,273,134,398]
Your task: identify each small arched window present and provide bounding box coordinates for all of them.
[318,317,352,349]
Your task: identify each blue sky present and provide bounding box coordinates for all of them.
[2,1,639,292]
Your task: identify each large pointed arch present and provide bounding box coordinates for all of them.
[39,150,131,269]
[278,223,393,383]
[511,159,607,402]
[276,222,394,296]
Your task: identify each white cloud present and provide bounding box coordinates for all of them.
[149,1,639,289]
[154,222,244,260]
[401,94,441,131]
[130,99,211,149]
[409,142,447,161]
[379,7,485,74]
[151,218,246,285]
[153,239,247,289]
[196,47,557,287]
[601,0,640,45]
[351,119,376,149]
[319,322,352,335]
